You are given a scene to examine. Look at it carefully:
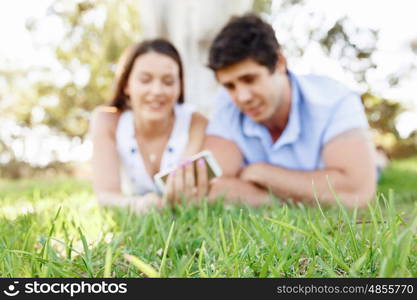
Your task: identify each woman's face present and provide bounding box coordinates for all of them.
[124,52,181,122]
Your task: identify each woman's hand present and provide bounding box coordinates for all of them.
[130,192,164,214]
[164,158,209,206]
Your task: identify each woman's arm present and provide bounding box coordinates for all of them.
[164,112,208,204]
[90,106,161,214]
[181,112,208,158]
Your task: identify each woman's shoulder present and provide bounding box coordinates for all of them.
[90,106,121,136]
[188,111,208,144]
[181,111,208,157]
[190,111,208,130]
[176,103,207,126]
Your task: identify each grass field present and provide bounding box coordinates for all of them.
[0,157,416,277]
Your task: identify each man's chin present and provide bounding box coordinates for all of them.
[247,114,265,124]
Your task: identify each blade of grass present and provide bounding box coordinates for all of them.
[265,217,311,237]
[159,221,175,277]
[104,246,112,278]
[78,227,94,277]
[218,218,227,255]
[198,241,208,278]
[124,254,160,278]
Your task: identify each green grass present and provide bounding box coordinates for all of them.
[0,157,416,278]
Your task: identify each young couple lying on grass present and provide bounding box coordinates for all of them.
[90,14,377,214]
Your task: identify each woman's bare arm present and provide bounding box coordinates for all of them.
[182,112,208,158]
[90,106,161,213]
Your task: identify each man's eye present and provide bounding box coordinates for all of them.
[224,84,235,90]
[242,76,255,84]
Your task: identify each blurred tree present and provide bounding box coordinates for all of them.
[270,1,416,157]
[1,0,141,177]
[3,0,141,138]
[362,93,404,153]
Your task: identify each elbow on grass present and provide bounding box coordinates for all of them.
[95,192,117,207]
[95,193,108,207]
[342,185,376,209]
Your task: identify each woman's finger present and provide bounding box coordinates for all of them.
[184,161,196,201]
[174,166,184,204]
[196,158,208,199]
[164,172,175,206]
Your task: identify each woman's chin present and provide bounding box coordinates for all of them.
[133,105,174,123]
[143,110,172,122]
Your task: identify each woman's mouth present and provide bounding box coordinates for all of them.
[147,102,166,110]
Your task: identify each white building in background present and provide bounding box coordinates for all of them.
[138,0,254,115]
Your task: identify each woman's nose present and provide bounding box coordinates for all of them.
[150,80,163,95]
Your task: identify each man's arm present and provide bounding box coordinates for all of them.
[204,135,271,205]
[209,177,271,206]
[203,135,242,177]
[239,129,377,208]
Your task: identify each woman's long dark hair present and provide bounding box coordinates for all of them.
[108,39,185,110]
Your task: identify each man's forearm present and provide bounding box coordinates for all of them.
[208,177,272,206]
[240,163,375,207]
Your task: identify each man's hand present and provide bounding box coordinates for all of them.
[209,176,271,206]
[164,158,209,206]
[203,136,272,206]
[239,162,268,185]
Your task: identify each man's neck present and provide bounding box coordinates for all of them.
[264,78,292,142]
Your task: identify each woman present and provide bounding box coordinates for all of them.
[90,39,207,214]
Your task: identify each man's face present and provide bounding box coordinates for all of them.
[216,58,288,126]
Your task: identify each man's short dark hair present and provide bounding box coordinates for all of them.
[208,13,281,73]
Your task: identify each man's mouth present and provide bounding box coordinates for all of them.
[245,104,263,117]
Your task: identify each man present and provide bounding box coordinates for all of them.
[202,14,376,208]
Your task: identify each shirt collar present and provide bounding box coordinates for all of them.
[242,71,302,149]
[272,71,301,149]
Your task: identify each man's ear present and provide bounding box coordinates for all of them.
[214,71,220,83]
[275,51,287,73]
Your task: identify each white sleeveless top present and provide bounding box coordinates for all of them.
[116,104,195,195]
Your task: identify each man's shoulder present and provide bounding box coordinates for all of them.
[206,88,245,140]
[293,72,357,108]
[211,88,242,118]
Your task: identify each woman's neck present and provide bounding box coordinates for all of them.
[134,112,175,139]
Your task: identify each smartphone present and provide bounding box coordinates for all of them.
[153,150,222,192]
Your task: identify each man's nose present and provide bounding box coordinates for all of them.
[236,86,252,103]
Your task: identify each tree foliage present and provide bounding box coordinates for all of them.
[4,0,141,138]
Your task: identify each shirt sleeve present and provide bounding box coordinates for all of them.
[206,89,238,141]
[322,92,369,144]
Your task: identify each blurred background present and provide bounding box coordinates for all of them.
[1,0,416,180]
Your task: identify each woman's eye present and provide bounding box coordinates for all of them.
[163,77,175,86]
[139,76,151,83]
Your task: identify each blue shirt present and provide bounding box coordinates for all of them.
[206,71,369,170]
